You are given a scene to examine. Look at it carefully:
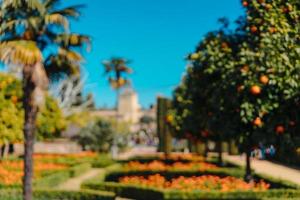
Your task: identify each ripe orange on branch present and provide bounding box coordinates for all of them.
[250,26,258,33]
[253,117,262,126]
[240,65,249,73]
[11,96,18,104]
[259,75,269,85]
[275,125,285,134]
[166,115,173,123]
[250,85,261,95]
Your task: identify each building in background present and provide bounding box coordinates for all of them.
[92,86,156,132]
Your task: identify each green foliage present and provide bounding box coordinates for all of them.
[0,189,115,200]
[36,96,67,139]
[34,163,91,188]
[74,118,115,152]
[0,72,67,142]
[91,154,115,168]
[82,182,300,200]
[169,0,300,168]
[102,58,132,90]
[0,73,23,145]
[82,160,300,199]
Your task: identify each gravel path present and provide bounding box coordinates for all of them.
[58,168,104,190]
[224,154,300,185]
[116,146,157,160]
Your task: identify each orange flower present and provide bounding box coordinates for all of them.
[125,161,218,172]
[119,174,270,192]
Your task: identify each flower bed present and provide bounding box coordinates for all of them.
[124,160,218,172]
[0,152,103,187]
[0,160,68,186]
[81,155,300,200]
[128,153,205,164]
[119,174,270,192]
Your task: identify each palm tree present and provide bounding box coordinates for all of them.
[0,1,90,200]
[102,58,132,114]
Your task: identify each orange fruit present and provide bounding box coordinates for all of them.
[250,85,261,95]
[265,4,272,10]
[269,27,276,33]
[253,117,262,126]
[190,53,199,60]
[166,115,173,123]
[275,125,284,134]
[259,75,269,85]
[250,26,258,33]
[11,96,18,104]
[221,42,228,49]
[242,1,248,7]
[240,65,249,73]
[237,85,244,92]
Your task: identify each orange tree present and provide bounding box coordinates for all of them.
[170,0,299,180]
[0,73,23,147]
[235,0,300,179]
[169,22,242,165]
[0,72,66,143]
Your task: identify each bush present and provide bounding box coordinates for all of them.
[0,189,115,200]
[82,182,300,200]
[92,154,115,168]
[35,163,91,188]
[74,119,114,152]
[81,162,300,200]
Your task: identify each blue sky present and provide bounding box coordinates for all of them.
[65,0,244,108]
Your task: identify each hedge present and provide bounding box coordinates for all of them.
[34,163,91,188]
[81,162,300,200]
[103,168,297,189]
[82,181,300,200]
[0,189,115,200]
[92,154,115,168]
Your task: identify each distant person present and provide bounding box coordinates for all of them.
[269,145,276,157]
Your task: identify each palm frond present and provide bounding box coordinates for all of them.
[52,5,85,19]
[1,0,45,13]
[58,47,83,62]
[54,33,91,51]
[0,40,43,65]
[45,13,69,31]
[43,0,60,9]
[0,19,28,35]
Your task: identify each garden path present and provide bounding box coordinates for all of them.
[224,154,300,185]
[57,168,103,190]
[116,146,156,160]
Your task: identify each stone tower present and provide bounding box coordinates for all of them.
[117,86,140,123]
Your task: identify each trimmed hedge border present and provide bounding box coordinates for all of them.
[82,162,300,200]
[34,163,92,188]
[0,189,115,200]
[103,168,298,189]
[82,181,300,200]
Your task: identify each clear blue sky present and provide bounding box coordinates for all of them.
[66,0,244,108]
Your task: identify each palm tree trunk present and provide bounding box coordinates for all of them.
[23,65,38,200]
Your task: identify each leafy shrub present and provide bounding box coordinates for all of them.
[35,163,91,188]
[74,119,114,152]
[92,154,115,168]
[82,182,300,200]
[0,189,115,200]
